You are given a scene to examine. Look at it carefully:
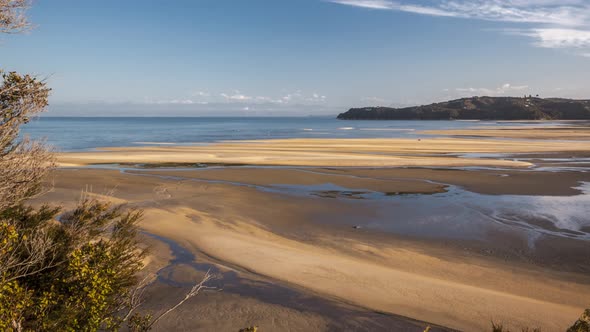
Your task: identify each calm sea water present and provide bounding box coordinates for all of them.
[21,116,561,151]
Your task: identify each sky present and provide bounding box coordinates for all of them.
[2,0,590,116]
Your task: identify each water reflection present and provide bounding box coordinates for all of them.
[364,183,590,242]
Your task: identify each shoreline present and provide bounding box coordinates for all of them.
[33,164,590,331]
[33,127,590,331]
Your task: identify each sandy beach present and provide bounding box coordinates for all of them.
[421,126,590,140]
[32,126,590,331]
[57,136,590,168]
[34,166,590,331]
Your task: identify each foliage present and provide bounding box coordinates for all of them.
[491,321,541,332]
[567,309,590,332]
[1,1,53,212]
[0,70,54,211]
[491,316,590,332]
[0,0,30,34]
[239,327,259,332]
[0,202,147,331]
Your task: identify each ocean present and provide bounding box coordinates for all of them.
[21,116,562,151]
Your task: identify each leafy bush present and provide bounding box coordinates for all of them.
[0,202,147,331]
[568,309,590,332]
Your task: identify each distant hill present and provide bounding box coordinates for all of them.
[337,97,590,120]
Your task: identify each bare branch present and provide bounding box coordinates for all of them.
[0,70,53,209]
[0,0,31,34]
[123,271,220,331]
[0,220,62,285]
[121,274,158,322]
[146,271,217,330]
[0,139,55,210]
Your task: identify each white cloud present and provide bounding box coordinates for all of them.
[220,91,254,101]
[146,89,328,107]
[361,96,392,104]
[398,4,457,17]
[216,90,328,105]
[192,91,211,97]
[328,0,395,10]
[307,93,327,102]
[454,83,529,96]
[501,83,529,90]
[327,0,590,56]
[144,98,198,105]
[328,0,590,26]
[512,28,590,49]
[281,92,300,102]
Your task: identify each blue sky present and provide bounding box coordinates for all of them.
[2,0,590,116]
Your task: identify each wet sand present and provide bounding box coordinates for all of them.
[35,166,590,331]
[314,167,590,196]
[421,126,590,140]
[129,167,447,196]
[137,230,449,332]
[37,127,590,331]
[136,166,590,196]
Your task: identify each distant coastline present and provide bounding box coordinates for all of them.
[338,96,590,120]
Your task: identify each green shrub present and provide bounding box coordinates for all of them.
[0,201,147,331]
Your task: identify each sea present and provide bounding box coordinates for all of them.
[20,116,563,151]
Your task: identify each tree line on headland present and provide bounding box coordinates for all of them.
[338,96,590,120]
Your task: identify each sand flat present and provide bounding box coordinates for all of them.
[40,127,590,331]
[58,136,590,168]
[33,168,590,331]
[141,211,584,332]
[421,127,590,140]
[130,168,447,195]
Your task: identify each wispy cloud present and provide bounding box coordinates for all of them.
[144,99,208,105]
[360,96,393,105]
[327,0,590,56]
[452,83,530,96]
[328,0,395,10]
[510,28,590,49]
[192,91,211,97]
[221,91,253,101]
[146,90,328,107]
